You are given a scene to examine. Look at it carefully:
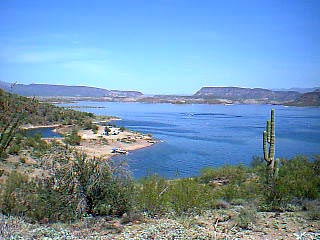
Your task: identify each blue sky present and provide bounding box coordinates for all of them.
[0,0,319,94]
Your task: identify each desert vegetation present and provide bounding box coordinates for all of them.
[0,92,319,239]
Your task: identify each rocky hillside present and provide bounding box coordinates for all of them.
[286,89,320,106]
[0,89,100,126]
[194,87,301,102]
[0,81,143,98]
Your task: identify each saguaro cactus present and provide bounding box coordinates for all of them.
[263,109,279,180]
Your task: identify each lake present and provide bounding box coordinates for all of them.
[60,102,320,179]
[26,127,61,138]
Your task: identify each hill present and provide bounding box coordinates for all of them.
[194,87,301,102]
[0,81,143,98]
[0,89,103,127]
[272,87,320,93]
[285,89,320,106]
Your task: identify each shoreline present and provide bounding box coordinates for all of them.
[21,124,61,130]
[40,124,158,160]
[74,125,157,160]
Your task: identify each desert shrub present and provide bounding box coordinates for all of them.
[0,171,36,216]
[214,199,231,209]
[199,165,249,185]
[25,136,37,148]
[0,151,135,222]
[104,126,111,135]
[93,160,135,216]
[0,91,37,158]
[91,124,99,134]
[137,175,170,215]
[137,175,217,216]
[167,178,216,214]
[0,171,78,222]
[235,204,257,229]
[24,133,47,150]
[250,156,265,169]
[7,144,20,155]
[43,152,134,218]
[216,184,242,202]
[313,155,320,176]
[199,165,258,202]
[64,129,81,146]
[277,156,319,199]
[83,120,93,130]
[302,200,320,220]
[83,120,99,134]
[258,155,320,209]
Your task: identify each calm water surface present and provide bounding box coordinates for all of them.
[26,127,61,138]
[61,102,320,179]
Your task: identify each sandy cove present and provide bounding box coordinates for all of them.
[21,123,157,159]
[58,125,157,159]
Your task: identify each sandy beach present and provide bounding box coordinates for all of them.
[60,125,156,159]
[21,123,157,159]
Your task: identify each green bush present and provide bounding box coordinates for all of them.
[259,155,320,209]
[0,171,36,216]
[198,165,258,202]
[43,153,134,218]
[83,120,93,130]
[0,152,135,222]
[137,175,217,216]
[167,178,216,214]
[137,175,170,215]
[199,165,249,185]
[7,144,20,155]
[104,126,111,135]
[0,171,78,222]
[235,205,257,229]
[64,129,81,146]
[277,156,319,198]
[303,200,320,220]
[24,134,48,151]
[91,124,99,134]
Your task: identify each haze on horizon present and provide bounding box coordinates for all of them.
[0,0,319,95]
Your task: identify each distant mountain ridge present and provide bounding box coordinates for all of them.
[285,90,320,106]
[272,87,320,93]
[0,81,143,98]
[1,81,319,106]
[194,86,301,102]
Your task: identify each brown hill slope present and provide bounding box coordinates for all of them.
[194,87,301,102]
[286,90,320,106]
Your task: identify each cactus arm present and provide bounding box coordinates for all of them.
[263,131,269,161]
[266,120,271,143]
[274,158,279,179]
[269,109,275,161]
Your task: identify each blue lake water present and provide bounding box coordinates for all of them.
[26,127,61,138]
[60,102,320,179]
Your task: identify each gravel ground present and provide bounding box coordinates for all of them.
[1,210,319,240]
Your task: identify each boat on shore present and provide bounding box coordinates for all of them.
[111,148,128,154]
